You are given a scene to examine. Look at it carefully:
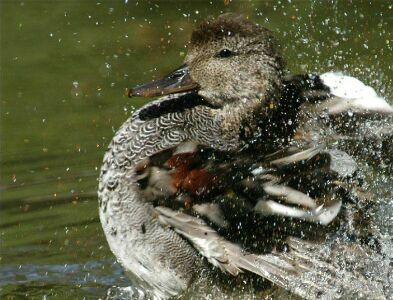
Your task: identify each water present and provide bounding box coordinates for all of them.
[1,1,392,298]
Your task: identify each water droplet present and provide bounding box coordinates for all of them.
[99,62,112,77]
[71,81,83,98]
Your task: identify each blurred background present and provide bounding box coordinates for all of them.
[1,0,392,298]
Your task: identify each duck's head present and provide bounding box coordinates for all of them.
[129,14,285,108]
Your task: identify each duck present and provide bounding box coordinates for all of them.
[98,13,393,299]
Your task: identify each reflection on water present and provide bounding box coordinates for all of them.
[1,260,130,298]
[1,0,392,298]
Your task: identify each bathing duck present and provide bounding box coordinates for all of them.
[98,14,393,299]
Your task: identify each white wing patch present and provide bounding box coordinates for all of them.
[320,72,393,115]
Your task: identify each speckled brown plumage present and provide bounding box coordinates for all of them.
[98,13,393,300]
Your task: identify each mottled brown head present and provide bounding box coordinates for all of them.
[191,13,273,46]
[185,13,285,107]
[130,14,284,109]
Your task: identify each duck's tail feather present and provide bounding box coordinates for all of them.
[156,206,387,299]
[156,206,298,291]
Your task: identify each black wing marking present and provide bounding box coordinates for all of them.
[138,92,212,121]
[282,73,331,104]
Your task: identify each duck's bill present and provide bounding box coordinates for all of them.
[128,64,199,97]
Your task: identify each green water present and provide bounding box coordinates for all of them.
[1,0,392,299]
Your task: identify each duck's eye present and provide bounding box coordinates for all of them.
[216,49,233,58]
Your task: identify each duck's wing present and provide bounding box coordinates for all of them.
[316,72,393,116]
[156,206,296,282]
[285,72,393,116]
[254,185,342,226]
[155,207,387,299]
[290,72,393,155]
[245,146,361,225]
